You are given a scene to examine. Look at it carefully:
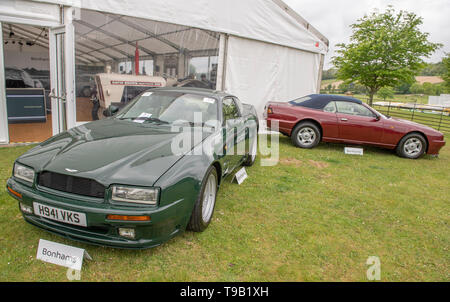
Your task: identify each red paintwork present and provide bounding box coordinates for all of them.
[265,101,446,155]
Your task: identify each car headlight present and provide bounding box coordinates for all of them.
[111,185,159,205]
[14,163,35,184]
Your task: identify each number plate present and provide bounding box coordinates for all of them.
[33,202,87,227]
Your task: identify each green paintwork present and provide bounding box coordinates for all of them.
[6,88,258,249]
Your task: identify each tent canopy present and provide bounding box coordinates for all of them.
[33,0,328,55]
[2,10,220,65]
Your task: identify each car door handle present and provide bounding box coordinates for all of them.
[340,118,348,121]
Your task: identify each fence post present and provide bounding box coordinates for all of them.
[387,100,391,117]
[438,106,444,131]
[411,100,417,121]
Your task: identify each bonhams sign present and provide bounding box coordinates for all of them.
[36,239,91,271]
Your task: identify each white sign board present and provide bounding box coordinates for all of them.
[234,167,248,185]
[203,97,216,104]
[133,112,152,123]
[345,147,364,156]
[36,239,91,271]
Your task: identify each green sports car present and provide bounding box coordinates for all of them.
[7,88,258,249]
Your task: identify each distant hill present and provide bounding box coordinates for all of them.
[415,76,444,84]
[321,76,443,89]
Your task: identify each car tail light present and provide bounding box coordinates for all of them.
[267,106,273,114]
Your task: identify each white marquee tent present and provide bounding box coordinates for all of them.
[0,0,328,143]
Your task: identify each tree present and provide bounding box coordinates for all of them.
[377,87,394,100]
[422,82,436,95]
[410,83,424,95]
[443,53,450,91]
[332,7,441,106]
[354,83,368,94]
[188,64,197,77]
[420,62,445,76]
[322,68,338,80]
[338,82,350,94]
[395,81,412,94]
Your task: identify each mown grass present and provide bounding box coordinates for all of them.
[0,136,449,282]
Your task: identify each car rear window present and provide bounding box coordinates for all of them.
[289,96,331,110]
[290,96,312,105]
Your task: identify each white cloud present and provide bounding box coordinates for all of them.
[284,0,450,69]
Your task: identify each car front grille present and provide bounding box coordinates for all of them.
[38,171,106,199]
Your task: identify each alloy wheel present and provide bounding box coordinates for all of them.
[297,127,316,146]
[404,138,422,156]
[202,174,217,222]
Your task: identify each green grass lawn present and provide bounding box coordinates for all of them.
[0,137,449,281]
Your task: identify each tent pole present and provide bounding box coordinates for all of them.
[0,21,10,144]
[216,34,228,91]
[316,54,325,93]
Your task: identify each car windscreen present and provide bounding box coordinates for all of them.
[116,91,218,125]
[370,106,388,119]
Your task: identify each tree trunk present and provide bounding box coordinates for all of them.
[368,90,376,107]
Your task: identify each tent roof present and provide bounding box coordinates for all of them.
[3,12,220,65]
[33,0,329,54]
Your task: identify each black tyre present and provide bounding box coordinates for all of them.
[291,122,321,149]
[242,135,257,166]
[396,133,427,159]
[187,166,219,232]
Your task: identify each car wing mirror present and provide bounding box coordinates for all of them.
[104,105,119,117]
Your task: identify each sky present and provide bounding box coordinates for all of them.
[284,0,450,69]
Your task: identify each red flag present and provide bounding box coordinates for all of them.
[135,42,139,75]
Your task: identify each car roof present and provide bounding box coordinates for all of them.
[291,94,363,110]
[149,87,228,98]
[308,94,362,103]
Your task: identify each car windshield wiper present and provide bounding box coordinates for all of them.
[118,117,169,124]
[179,121,215,129]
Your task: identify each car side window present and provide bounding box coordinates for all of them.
[323,101,337,113]
[233,97,244,116]
[336,101,374,117]
[223,98,240,121]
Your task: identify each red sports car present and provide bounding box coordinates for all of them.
[264,94,446,159]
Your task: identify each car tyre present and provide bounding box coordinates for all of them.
[291,122,321,149]
[396,133,427,159]
[242,135,257,166]
[187,166,219,232]
[82,87,92,98]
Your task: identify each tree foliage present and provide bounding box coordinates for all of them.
[443,53,450,91]
[322,68,338,80]
[410,83,424,94]
[332,7,441,105]
[420,62,445,76]
[409,82,447,95]
[377,87,394,100]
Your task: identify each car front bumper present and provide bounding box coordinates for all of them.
[6,178,188,249]
[427,139,446,155]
